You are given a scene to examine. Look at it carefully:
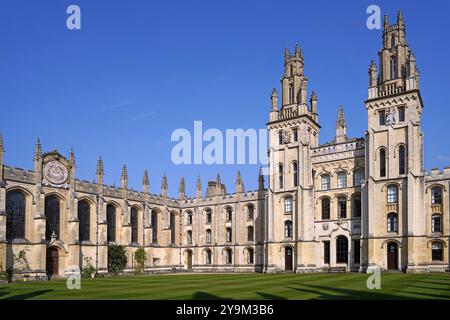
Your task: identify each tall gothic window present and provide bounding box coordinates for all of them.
[78,200,90,242]
[106,204,116,243]
[6,190,26,240]
[151,210,158,244]
[321,174,330,190]
[293,162,298,187]
[336,236,348,264]
[432,242,443,261]
[337,172,347,188]
[226,228,232,242]
[278,131,283,145]
[170,213,176,244]
[279,164,284,189]
[390,56,397,79]
[387,213,398,233]
[399,145,406,175]
[353,169,362,187]
[338,197,347,219]
[284,220,292,238]
[398,106,405,122]
[321,198,330,220]
[206,229,211,244]
[353,195,361,218]
[431,187,443,205]
[293,128,298,142]
[284,197,293,213]
[226,208,232,221]
[247,226,254,242]
[387,186,398,203]
[206,209,212,223]
[247,205,254,220]
[187,211,193,225]
[379,149,386,177]
[431,214,442,233]
[379,110,386,126]
[45,195,60,240]
[205,249,212,265]
[247,248,254,264]
[226,249,233,264]
[187,230,192,245]
[131,207,138,244]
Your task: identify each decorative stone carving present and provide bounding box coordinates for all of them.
[43,160,69,188]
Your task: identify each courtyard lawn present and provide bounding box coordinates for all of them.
[0,273,449,300]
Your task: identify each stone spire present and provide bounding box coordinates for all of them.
[258,167,265,190]
[179,177,186,200]
[397,10,404,27]
[271,88,278,111]
[34,138,42,161]
[310,91,317,119]
[0,133,4,181]
[369,60,377,87]
[196,176,202,199]
[335,106,348,144]
[96,157,104,185]
[121,164,128,190]
[0,133,4,153]
[142,170,149,193]
[69,148,75,167]
[161,173,168,197]
[216,173,221,185]
[236,170,245,194]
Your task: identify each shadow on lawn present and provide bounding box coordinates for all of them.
[0,289,54,300]
[192,291,231,300]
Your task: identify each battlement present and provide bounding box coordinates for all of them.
[425,167,450,181]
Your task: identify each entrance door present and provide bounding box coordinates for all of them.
[187,251,193,270]
[46,247,59,278]
[285,247,293,271]
[387,242,398,270]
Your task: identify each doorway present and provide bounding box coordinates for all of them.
[285,247,293,271]
[46,247,59,278]
[387,242,398,270]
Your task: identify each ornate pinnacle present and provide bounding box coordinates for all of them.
[216,173,221,185]
[96,157,104,176]
[336,106,347,129]
[310,91,317,101]
[121,164,128,181]
[162,173,168,190]
[69,148,75,166]
[196,176,201,190]
[258,167,265,190]
[179,177,185,194]
[236,170,242,184]
[0,133,4,153]
[34,139,42,160]
[142,170,149,186]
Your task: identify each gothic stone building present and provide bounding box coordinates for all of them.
[0,13,449,280]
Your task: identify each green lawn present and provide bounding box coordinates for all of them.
[0,273,449,300]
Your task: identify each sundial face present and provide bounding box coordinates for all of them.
[43,160,68,185]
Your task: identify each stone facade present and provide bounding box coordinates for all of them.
[0,12,448,280]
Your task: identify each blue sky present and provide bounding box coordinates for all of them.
[1,0,450,197]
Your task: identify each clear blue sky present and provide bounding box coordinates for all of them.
[1,0,450,197]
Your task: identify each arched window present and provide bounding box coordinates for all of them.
[338,197,347,219]
[321,174,330,190]
[45,195,60,240]
[205,249,212,265]
[170,212,176,244]
[187,230,192,245]
[278,131,283,145]
[106,204,116,243]
[390,56,397,79]
[151,210,158,244]
[247,205,254,220]
[336,236,348,264]
[293,162,298,187]
[226,249,233,264]
[205,209,212,223]
[432,242,443,261]
[289,83,294,104]
[353,195,361,218]
[284,220,292,239]
[279,164,284,189]
[390,35,396,48]
[379,149,386,177]
[226,208,232,221]
[187,211,193,225]
[431,214,442,233]
[247,248,254,264]
[353,169,362,187]
[6,190,26,240]
[387,213,398,233]
[399,145,406,175]
[321,198,330,220]
[387,186,398,203]
[293,128,298,142]
[247,226,254,242]
[226,227,232,242]
[431,187,443,205]
[284,197,293,213]
[206,229,211,244]
[131,207,138,244]
[337,172,347,188]
[78,200,90,242]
